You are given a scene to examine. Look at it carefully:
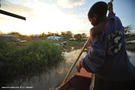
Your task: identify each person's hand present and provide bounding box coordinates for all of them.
[76,61,82,72]
[108,2,113,12]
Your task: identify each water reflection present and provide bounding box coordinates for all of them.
[9,50,135,90]
[9,49,86,90]
[127,51,135,66]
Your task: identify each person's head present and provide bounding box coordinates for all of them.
[88,1,108,26]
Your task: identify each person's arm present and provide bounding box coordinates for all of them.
[76,33,92,72]
[82,37,106,73]
[108,1,116,21]
[108,2,113,13]
[77,35,106,73]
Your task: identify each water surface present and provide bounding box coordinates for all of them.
[8,50,135,90]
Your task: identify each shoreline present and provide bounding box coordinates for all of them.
[126,43,135,52]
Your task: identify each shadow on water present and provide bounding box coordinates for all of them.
[2,50,135,90]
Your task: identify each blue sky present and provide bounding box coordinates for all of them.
[70,0,135,28]
[113,0,135,27]
[0,0,135,35]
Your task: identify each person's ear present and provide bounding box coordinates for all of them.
[88,17,92,22]
[93,17,96,21]
[93,14,97,21]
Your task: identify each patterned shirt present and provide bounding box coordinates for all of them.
[82,12,135,81]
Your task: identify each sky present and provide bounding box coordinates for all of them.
[0,0,135,35]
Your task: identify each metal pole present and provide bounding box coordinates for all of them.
[0,9,26,20]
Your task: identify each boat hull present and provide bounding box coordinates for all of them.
[57,68,91,90]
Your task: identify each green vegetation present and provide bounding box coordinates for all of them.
[125,34,135,41]
[126,44,135,52]
[63,40,85,52]
[124,25,135,52]
[125,34,135,52]
[1,26,134,86]
[0,39,63,85]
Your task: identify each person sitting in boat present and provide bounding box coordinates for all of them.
[76,1,135,90]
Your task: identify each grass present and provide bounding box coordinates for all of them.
[125,34,135,41]
[126,44,135,52]
[62,40,85,52]
[125,34,135,52]
[0,39,63,86]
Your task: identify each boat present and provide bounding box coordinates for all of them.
[57,68,92,90]
[56,36,94,90]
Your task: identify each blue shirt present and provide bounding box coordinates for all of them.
[82,12,135,81]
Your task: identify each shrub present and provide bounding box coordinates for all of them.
[0,39,63,85]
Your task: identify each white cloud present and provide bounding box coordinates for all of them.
[31,2,90,33]
[0,0,91,35]
[57,0,86,8]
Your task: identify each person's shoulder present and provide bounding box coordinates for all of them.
[108,12,115,19]
[108,12,122,22]
[115,16,122,24]
[91,21,106,38]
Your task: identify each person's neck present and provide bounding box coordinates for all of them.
[94,16,107,26]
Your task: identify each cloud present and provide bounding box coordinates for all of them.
[57,0,86,8]
[31,2,90,33]
[0,0,91,35]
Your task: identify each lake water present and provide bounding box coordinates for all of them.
[127,51,135,66]
[8,50,135,90]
